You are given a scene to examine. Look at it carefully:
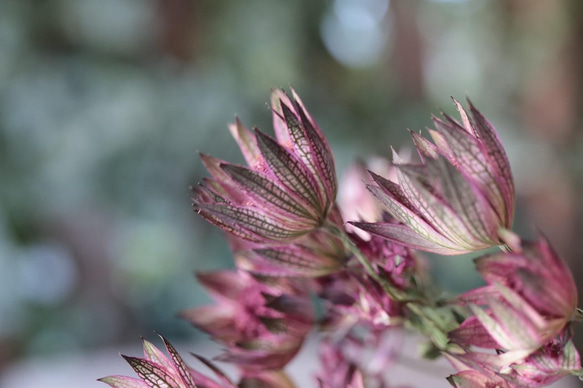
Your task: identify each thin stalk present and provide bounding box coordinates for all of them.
[322,222,407,303]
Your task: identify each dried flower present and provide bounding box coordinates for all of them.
[180,270,313,371]
[447,329,580,388]
[192,89,337,244]
[450,236,577,354]
[98,335,200,388]
[351,99,515,254]
[99,335,296,388]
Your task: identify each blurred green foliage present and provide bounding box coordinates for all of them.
[1,0,582,367]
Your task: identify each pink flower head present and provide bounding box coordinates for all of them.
[447,329,580,388]
[351,99,515,255]
[98,335,204,388]
[192,89,337,244]
[180,270,314,371]
[450,236,578,354]
[99,335,297,388]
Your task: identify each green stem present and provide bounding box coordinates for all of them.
[322,222,407,302]
[322,223,460,353]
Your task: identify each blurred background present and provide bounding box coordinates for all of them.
[1,0,583,386]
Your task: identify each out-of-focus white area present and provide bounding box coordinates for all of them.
[1,335,579,388]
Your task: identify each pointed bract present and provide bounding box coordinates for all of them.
[99,336,199,388]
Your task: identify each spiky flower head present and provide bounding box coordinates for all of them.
[192,89,337,244]
[447,328,580,388]
[98,335,199,388]
[99,335,297,388]
[180,270,314,371]
[352,99,515,255]
[450,235,578,355]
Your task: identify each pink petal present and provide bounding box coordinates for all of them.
[159,336,197,387]
[393,164,477,249]
[430,119,506,225]
[466,99,515,226]
[270,89,294,147]
[449,315,499,349]
[409,130,439,161]
[228,118,262,168]
[254,245,344,276]
[292,99,337,205]
[254,129,323,214]
[194,203,307,241]
[142,339,177,379]
[121,356,181,388]
[220,163,317,220]
[349,222,465,255]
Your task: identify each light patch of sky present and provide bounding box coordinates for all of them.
[321,0,391,68]
[56,0,157,55]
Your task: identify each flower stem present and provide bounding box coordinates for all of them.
[323,222,407,302]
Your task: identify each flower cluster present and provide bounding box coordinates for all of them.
[101,90,581,388]
[180,270,314,371]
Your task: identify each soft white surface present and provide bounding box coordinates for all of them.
[1,335,579,388]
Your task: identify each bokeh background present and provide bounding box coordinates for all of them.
[1,0,583,386]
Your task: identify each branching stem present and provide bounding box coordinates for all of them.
[323,222,406,301]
